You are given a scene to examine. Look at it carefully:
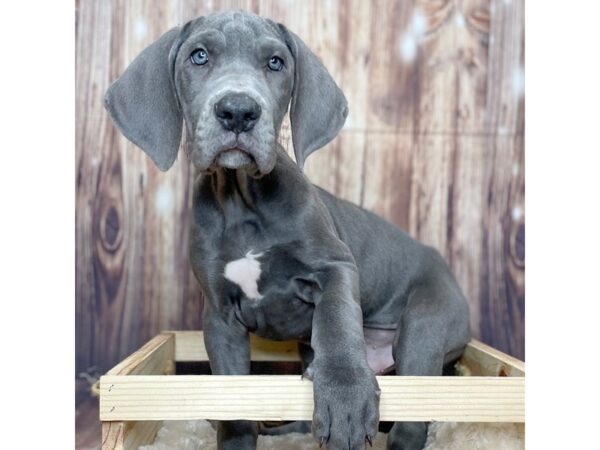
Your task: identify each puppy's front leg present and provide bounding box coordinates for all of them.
[310,262,380,450]
[204,307,257,450]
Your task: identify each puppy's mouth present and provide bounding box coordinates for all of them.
[192,132,275,176]
[215,148,255,169]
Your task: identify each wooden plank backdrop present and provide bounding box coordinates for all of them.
[75,0,525,375]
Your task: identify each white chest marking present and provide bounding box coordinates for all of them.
[224,251,264,300]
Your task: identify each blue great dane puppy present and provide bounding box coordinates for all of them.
[104,10,470,450]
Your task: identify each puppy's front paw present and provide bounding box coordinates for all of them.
[311,364,380,449]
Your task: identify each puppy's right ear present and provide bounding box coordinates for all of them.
[104,27,183,171]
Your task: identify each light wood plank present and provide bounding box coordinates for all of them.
[460,339,524,377]
[101,421,124,450]
[478,135,525,358]
[107,332,175,376]
[444,136,489,343]
[412,0,458,134]
[174,331,299,362]
[409,134,453,254]
[365,0,417,133]
[482,0,525,135]
[361,132,413,229]
[102,333,175,449]
[100,375,523,423]
[102,420,162,450]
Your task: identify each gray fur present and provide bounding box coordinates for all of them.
[279,25,348,169]
[104,28,183,171]
[105,11,471,450]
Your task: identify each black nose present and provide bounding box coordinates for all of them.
[214,93,262,134]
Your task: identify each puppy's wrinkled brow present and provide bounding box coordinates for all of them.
[256,37,290,60]
[184,29,227,53]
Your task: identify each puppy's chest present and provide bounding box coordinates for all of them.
[223,250,265,301]
[219,242,317,341]
[222,250,396,373]
[221,241,313,302]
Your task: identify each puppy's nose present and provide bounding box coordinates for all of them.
[214,93,262,134]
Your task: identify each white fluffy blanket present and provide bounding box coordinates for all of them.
[140,420,524,450]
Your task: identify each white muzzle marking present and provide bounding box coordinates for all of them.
[224,251,264,300]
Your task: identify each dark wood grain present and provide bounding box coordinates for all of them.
[76,386,101,450]
[75,0,525,375]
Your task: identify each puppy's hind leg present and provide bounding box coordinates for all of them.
[386,281,470,450]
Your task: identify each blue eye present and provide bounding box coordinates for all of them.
[268,56,284,71]
[190,49,208,65]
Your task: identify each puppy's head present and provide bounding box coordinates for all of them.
[104,11,347,176]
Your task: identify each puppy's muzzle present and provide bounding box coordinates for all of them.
[212,93,263,170]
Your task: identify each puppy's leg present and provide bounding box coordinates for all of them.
[258,420,312,435]
[310,263,380,450]
[386,282,469,450]
[299,341,315,369]
[204,307,258,450]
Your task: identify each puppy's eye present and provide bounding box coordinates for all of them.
[190,49,208,65]
[268,56,284,71]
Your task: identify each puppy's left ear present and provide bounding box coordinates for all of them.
[279,25,348,169]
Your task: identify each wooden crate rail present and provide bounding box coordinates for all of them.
[101,333,175,450]
[100,374,523,423]
[99,331,525,449]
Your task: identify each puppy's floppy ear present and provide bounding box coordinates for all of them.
[104,28,183,171]
[279,24,348,169]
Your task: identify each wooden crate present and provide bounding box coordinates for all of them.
[99,331,525,450]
